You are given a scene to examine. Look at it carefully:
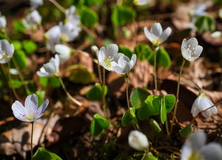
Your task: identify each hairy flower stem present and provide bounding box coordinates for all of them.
[170,58,186,133]
[102,68,109,120]
[153,48,158,95]
[30,122,34,158]
[58,75,82,106]
[143,147,150,160]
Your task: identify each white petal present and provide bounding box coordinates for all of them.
[12,101,27,122]
[24,94,38,113]
[188,131,206,151]
[200,143,222,160]
[36,99,49,115]
[144,27,155,42]
[150,23,162,38]
[98,47,106,62]
[159,27,172,44]
[193,45,203,58]
[106,44,118,58]
[181,141,193,160]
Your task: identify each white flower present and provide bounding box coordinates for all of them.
[191,92,217,118]
[23,10,41,30]
[12,94,49,122]
[128,130,149,151]
[37,54,60,77]
[55,44,72,64]
[181,37,203,61]
[65,5,81,26]
[45,25,61,52]
[0,39,14,64]
[181,131,222,160]
[30,0,43,10]
[97,44,137,74]
[112,54,137,74]
[0,12,6,30]
[144,23,172,47]
[59,22,80,42]
[189,5,208,30]
[134,0,150,6]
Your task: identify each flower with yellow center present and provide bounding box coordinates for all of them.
[37,54,60,77]
[181,131,222,160]
[97,44,137,74]
[12,94,49,122]
[0,39,14,64]
[144,23,172,47]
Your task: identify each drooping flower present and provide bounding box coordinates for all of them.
[181,131,222,160]
[30,0,43,10]
[128,130,149,151]
[191,92,217,118]
[45,25,61,52]
[144,23,172,47]
[97,44,137,74]
[0,12,6,30]
[55,44,72,64]
[23,10,42,30]
[12,94,49,122]
[37,54,60,77]
[181,37,203,61]
[0,39,14,64]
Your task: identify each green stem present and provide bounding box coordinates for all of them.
[49,0,66,14]
[153,48,158,95]
[125,72,130,110]
[170,58,186,133]
[12,57,29,94]
[31,122,34,159]
[58,75,82,106]
[7,62,20,100]
[102,68,109,119]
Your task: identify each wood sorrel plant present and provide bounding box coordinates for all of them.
[144,23,172,95]
[171,37,203,133]
[11,94,49,158]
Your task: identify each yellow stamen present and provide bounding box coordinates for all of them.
[188,151,204,160]
[103,57,113,68]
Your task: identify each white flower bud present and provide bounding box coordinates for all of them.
[128,130,149,151]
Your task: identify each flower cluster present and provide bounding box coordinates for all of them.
[45,6,81,52]
[97,44,137,74]
[12,94,49,122]
[181,131,222,160]
[0,39,14,64]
